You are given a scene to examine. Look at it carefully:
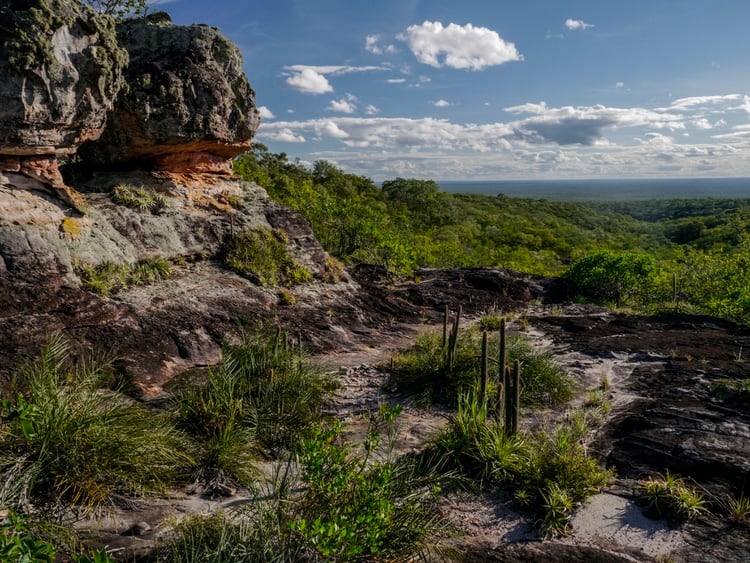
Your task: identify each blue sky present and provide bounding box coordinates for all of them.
[158,0,750,181]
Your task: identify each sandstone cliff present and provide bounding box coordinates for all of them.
[0,2,357,396]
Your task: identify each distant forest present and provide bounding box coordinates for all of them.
[234,145,750,324]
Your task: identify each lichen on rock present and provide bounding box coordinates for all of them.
[0,0,127,153]
[78,11,260,174]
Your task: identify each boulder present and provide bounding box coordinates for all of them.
[0,0,126,210]
[79,12,260,174]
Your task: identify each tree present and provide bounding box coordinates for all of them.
[83,0,149,19]
[563,251,656,307]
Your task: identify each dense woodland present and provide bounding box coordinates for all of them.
[234,145,750,324]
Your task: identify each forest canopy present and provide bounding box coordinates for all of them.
[233,146,750,324]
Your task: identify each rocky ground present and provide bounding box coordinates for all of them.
[61,274,750,562]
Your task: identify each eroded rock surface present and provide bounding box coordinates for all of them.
[78,12,260,173]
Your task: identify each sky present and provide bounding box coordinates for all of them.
[156,0,750,182]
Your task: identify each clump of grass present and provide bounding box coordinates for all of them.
[429,393,612,537]
[76,257,173,296]
[726,494,750,525]
[158,409,451,562]
[323,255,346,283]
[224,228,312,287]
[637,471,707,522]
[60,217,83,239]
[0,335,192,517]
[388,327,575,408]
[112,184,168,214]
[175,327,336,487]
[478,314,504,331]
[710,378,750,400]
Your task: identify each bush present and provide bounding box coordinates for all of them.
[563,250,656,306]
[158,409,450,562]
[637,471,707,522]
[429,393,612,537]
[176,328,335,486]
[388,326,575,408]
[0,335,192,516]
[224,228,312,287]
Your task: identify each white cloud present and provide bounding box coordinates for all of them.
[257,106,275,120]
[398,21,523,71]
[328,94,358,114]
[387,78,407,84]
[666,94,742,111]
[365,34,396,55]
[365,34,382,54]
[285,68,333,94]
[615,82,625,89]
[257,97,750,180]
[365,104,380,115]
[565,18,594,30]
[284,64,390,94]
[434,99,450,107]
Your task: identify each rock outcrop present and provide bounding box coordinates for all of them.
[0,0,127,210]
[78,12,260,174]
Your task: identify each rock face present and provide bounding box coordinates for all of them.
[79,12,260,174]
[0,0,126,210]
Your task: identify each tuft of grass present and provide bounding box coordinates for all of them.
[224,228,312,287]
[637,471,707,522]
[428,392,612,537]
[388,327,575,408]
[726,494,750,525]
[478,314,504,331]
[0,335,193,517]
[112,184,168,214]
[60,217,84,239]
[175,328,336,487]
[710,378,750,400]
[76,257,173,296]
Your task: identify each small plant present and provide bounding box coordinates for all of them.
[224,228,311,287]
[277,288,297,306]
[726,494,750,525]
[478,314,503,331]
[76,257,173,296]
[323,255,346,283]
[112,184,168,214]
[711,378,750,400]
[0,335,193,515]
[60,217,83,239]
[539,483,574,537]
[637,471,707,522]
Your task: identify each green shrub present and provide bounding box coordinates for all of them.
[76,257,173,296]
[563,250,656,307]
[224,228,311,287]
[637,471,707,522]
[158,409,450,562]
[0,510,115,562]
[429,393,612,537]
[388,327,575,408]
[0,335,193,516]
[176,328,335,484]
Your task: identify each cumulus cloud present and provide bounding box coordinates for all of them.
[565,18,594,30]
[434,99,450,107]
[365,104,381,115]
[666,94,742,111]
[365,34,396,55]
[284,64,390,94]
[328,94,358,114]
[398,21,523,70]
[257,106,275,120]
[615,82,625,89]
[256,97,750,180]
[285,68,333,94]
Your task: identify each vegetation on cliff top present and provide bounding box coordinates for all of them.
[234,145,750,324]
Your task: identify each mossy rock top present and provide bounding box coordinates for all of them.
[78,11,260,166]
[0,0,127,153]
